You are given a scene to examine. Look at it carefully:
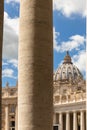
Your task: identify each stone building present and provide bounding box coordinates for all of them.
[2,52,86,130]
[53,52,86,130]
[2,83,17,130]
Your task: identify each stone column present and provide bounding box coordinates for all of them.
[80,111,85,130]
[18,1,53,130]
[15,105,18,130]
[66,112,70,130]
[53,113,56,124]
[0,0,4,129]
[73,111,77,130]
[5,105,9,130]
[59,113,63,130]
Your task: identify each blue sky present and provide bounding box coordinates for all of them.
[2,0,86,87]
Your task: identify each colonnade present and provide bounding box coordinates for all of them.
[54,110,86,130]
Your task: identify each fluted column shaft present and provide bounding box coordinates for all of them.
[73,112,77,130]
[59,113,63,130]
[18,0,53,130]
[0,0,4,129]
[5,105,9,130]
[80,111,85,130]
[66,112,70,130]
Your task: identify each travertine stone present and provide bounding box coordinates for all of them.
[66,112,70,130]
[5,105,9,130]
[73,112,77,130]
[59,113,63,130]
[80,111,85,130]
[18,0,53,130]
[0,0,4,129]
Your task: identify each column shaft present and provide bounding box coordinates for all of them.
[80,111,85,130]
[18,0,53,130]
[66,112,70,130]
[73,112,77,130]
[53,113,56,124]
[59,113,63,130]
[5,105,9,130]
[15,105,18,130]
[0,0,4,129]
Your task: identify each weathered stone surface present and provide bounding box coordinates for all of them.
[18,0,53,130]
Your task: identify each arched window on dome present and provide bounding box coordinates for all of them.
[68,67,71,72]
[62,72,66,79]
[68,72,72,79]
[74,72,77,79]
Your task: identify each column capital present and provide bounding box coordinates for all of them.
[5,103,9,107]
[80,109,85,112]
[73,111,77,113]
[59,112,63,114]
[66,111,70,114]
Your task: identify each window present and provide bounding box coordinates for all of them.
[10,121,15,127]
[10,105,15,113]
[12,128,15,130]
[53,125,59,130]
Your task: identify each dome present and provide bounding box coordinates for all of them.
[54,51,83,81]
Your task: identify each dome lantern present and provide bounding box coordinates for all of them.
[63,51,72,64]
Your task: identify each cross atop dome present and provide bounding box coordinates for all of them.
[66,50,69,55]
[63,51,72,64]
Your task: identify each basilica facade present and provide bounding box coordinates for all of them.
[2,52,86,130]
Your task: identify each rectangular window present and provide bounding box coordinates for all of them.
[53,125,58,130]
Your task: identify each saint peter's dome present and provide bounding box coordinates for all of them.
[54,51,83,81]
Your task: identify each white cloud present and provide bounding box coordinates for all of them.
[53,28,85,52]
[2,68,16,79]
[53,27,60,51]
[53,0,86,17]
[3,12,19,59]
[2,61,8,66]
[8,59,18,68]
[72,51,86,74]
[60,35,85,51]
[5,0,20,3]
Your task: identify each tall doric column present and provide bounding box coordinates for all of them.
[59,113,63,130]
[73,111,77,130]
[80,111,85,130]
[5,105,9,130]
[15,105,18,130]
[0,0,4,129]
[66,112,70,130]
[18,1,53,130]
